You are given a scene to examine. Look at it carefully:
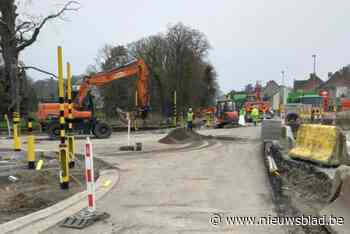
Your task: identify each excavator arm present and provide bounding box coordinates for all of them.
[77,59,149,110]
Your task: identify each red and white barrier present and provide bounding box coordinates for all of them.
[85,137,96,212]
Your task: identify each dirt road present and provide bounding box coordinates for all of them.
[40,127,283,233]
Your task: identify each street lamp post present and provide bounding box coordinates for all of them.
[281,70,285,86]
[312,54,317,75]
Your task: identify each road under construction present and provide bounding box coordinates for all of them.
[2,47,350,234]
[1,116,350,233]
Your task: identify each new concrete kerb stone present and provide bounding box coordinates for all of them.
[0,153,119,234]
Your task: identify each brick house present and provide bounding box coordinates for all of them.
[293,73,324,92]
[321,66,350,104]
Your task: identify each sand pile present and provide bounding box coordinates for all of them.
[159,128,203,144]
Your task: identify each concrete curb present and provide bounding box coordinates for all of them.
[1,168,119,234]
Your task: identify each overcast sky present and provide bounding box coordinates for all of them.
[20,0,350,93]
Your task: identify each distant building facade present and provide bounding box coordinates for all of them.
[293,73,324,92]
[262,80,291,111]
[263,80,280,100]
[321,66,350,105]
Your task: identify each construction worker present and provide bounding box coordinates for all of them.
[251,105,259,126]
[239,108,246,126]
[187,107,194,130]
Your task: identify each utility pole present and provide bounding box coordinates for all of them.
[312,54,317,75]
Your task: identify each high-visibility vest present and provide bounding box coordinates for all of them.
[240,109,246,116]
[251,108,259,117]
[187,112,194,121]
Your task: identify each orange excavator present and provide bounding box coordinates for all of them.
[36,59,149,139]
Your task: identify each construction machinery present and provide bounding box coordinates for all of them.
[284,90,332,123]
[36,59,149,139]
[244,82,271,121]
[215,98,239,127]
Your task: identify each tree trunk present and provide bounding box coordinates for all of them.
[3,47,19,113]
[0,0,19,113]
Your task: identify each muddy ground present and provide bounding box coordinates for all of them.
[0,151,111,224]
[268,144,333,234]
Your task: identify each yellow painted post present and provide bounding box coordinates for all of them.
[173,91,177,127]
[67,62,75,169]
[58,46,69,190]
[13,112,21,151]
[27,118,35,169]
[135,90,138,107]
[206,113,211,127]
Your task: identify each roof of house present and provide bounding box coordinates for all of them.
[263,80,280,97]
[294,74,324,91]
[294,80,308,90]
[322,67,350,89]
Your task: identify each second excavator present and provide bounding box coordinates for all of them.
[36,59,150,139]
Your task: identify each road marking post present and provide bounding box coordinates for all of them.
[13,112,21,151]
[67,62,75,168]
[85,137,96,212]
[58,46,69,190]
[27,118,36,169]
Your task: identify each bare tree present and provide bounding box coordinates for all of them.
[89,23,218,118]
[165,23,210,111]
[94,44,135,117]
[128,35,168,113]
[0,0,79,113]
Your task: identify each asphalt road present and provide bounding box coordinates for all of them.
[43,126,284,234]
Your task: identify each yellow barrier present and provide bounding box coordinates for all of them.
[289,124,349,166]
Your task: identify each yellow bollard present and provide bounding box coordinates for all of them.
[13,112,21,151]
[58,46,69,189]
[27,118,36,169]
[67,62,75,169]
[67,136,75,168]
